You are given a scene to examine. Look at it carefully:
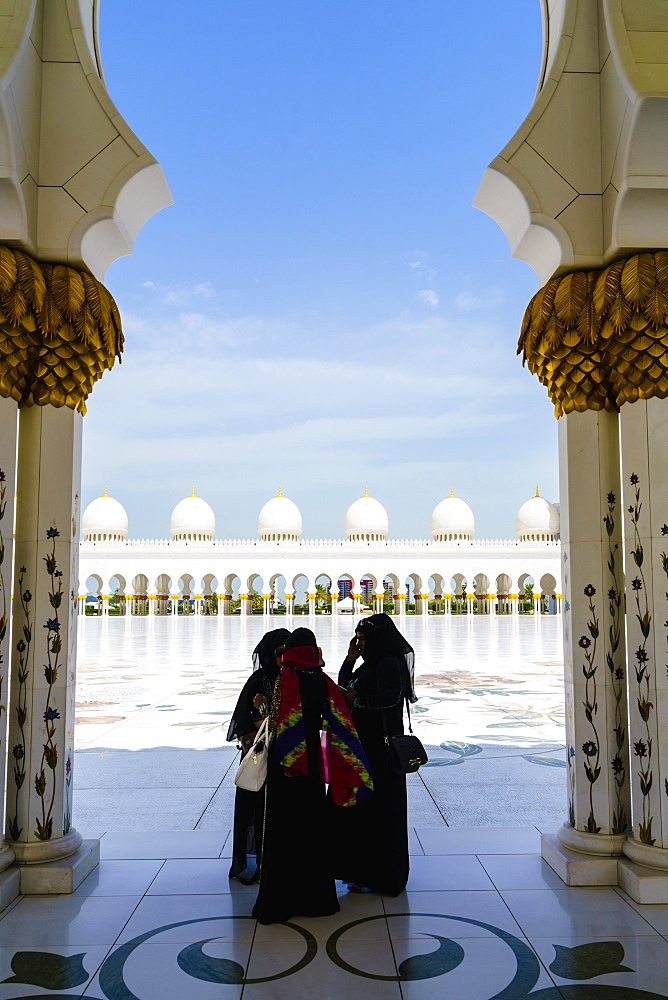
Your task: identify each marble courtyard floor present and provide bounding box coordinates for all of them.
[1,616,668,998]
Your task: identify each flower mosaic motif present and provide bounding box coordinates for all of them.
[8,563,31,840]
[627,474,655,844]
[579,584,602,833]
[549,941,633,981]
[1,950,89,989]
[34,526,64,841]
[604,491,628,834]
[0,467,7,789]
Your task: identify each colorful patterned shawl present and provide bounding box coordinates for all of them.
[273,645,373,807]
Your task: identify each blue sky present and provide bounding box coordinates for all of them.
[83,0,557,540]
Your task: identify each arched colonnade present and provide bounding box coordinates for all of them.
[80,556,562,616]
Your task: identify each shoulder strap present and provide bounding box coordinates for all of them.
[405,697,413,734]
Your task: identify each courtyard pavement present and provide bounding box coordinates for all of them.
[2,617,666,998]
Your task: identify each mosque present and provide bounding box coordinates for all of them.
[2,3,668,986]
[79,485,562,615]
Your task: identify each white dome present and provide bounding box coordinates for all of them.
[516,492,560,540]
[431,492,475,541]
[170,490,215,541]
[345,490,388,540]
[258,490,302,541]
[82,490,128,541]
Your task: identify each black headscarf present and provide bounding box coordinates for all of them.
[356,613,417,702]
[227,628,290,742]
[284,627,318,649]
[252,628,291,683]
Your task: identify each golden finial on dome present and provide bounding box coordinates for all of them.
[449,486,455,498]
[363,486,370,498]
[276,485,283,497]
[191,485,197,497]
[102,485,109,497]
[535,486,541,498]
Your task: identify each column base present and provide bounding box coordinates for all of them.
[0,842,15,873]
[17,839,99,895]
[617,858,668,903]
[542,834,619,886]
[557,821,627,857]
[0,868,20,913]
[623,836,668,870]
[543,831,668,902]
[10,827,83,864]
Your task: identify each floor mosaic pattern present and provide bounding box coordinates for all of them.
[2,829,668,999]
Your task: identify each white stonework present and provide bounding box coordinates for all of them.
[478,0,668,900]
[78,487,562,613]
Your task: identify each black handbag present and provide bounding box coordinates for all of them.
[384,699,428,774]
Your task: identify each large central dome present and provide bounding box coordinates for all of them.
[345,488,388,541]
[258,488,302,541]
[170,488,216,541]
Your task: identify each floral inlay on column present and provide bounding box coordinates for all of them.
[604,492,628,834]
[579,585,601,834]
[627,473,655,845]
[0,470,6,720]
[8,565,31,841]
[35,526,63,841]
[662,545,668,805]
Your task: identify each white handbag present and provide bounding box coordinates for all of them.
[234,717,271,792]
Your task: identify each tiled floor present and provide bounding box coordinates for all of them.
[2,829,668,999]
[16,616,654,996]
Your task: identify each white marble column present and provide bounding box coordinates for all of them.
[6,406,86,863]
[0,397,17,876]
[394,593,406,616]
[285,593,294,616]
[619,398,668,873]
[542,409,630,879]
[329,592,338,616]
[307,593,316,615]
[263,594,272,615]
[374,592,384,614]
[466,596,475,615]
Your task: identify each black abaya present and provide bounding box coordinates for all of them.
[227,629,290,882]
[252,668,340,924]
[332,653,410,896]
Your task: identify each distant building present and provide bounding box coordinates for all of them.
[79,487,561,616]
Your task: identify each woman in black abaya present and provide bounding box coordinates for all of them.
[253,627,373,925]
[334,613,416,896]
[227,627,290,883]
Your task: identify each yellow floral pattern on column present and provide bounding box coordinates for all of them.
[518,252,668,416]
[0,246,123,414]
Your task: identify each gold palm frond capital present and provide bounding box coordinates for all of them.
[0,246,123,414]
[519,251,668,417]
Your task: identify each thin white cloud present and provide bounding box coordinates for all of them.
[416,289,439,308]
[142,280,154,289]
[162,282,217,305]
[455,287,506,311]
